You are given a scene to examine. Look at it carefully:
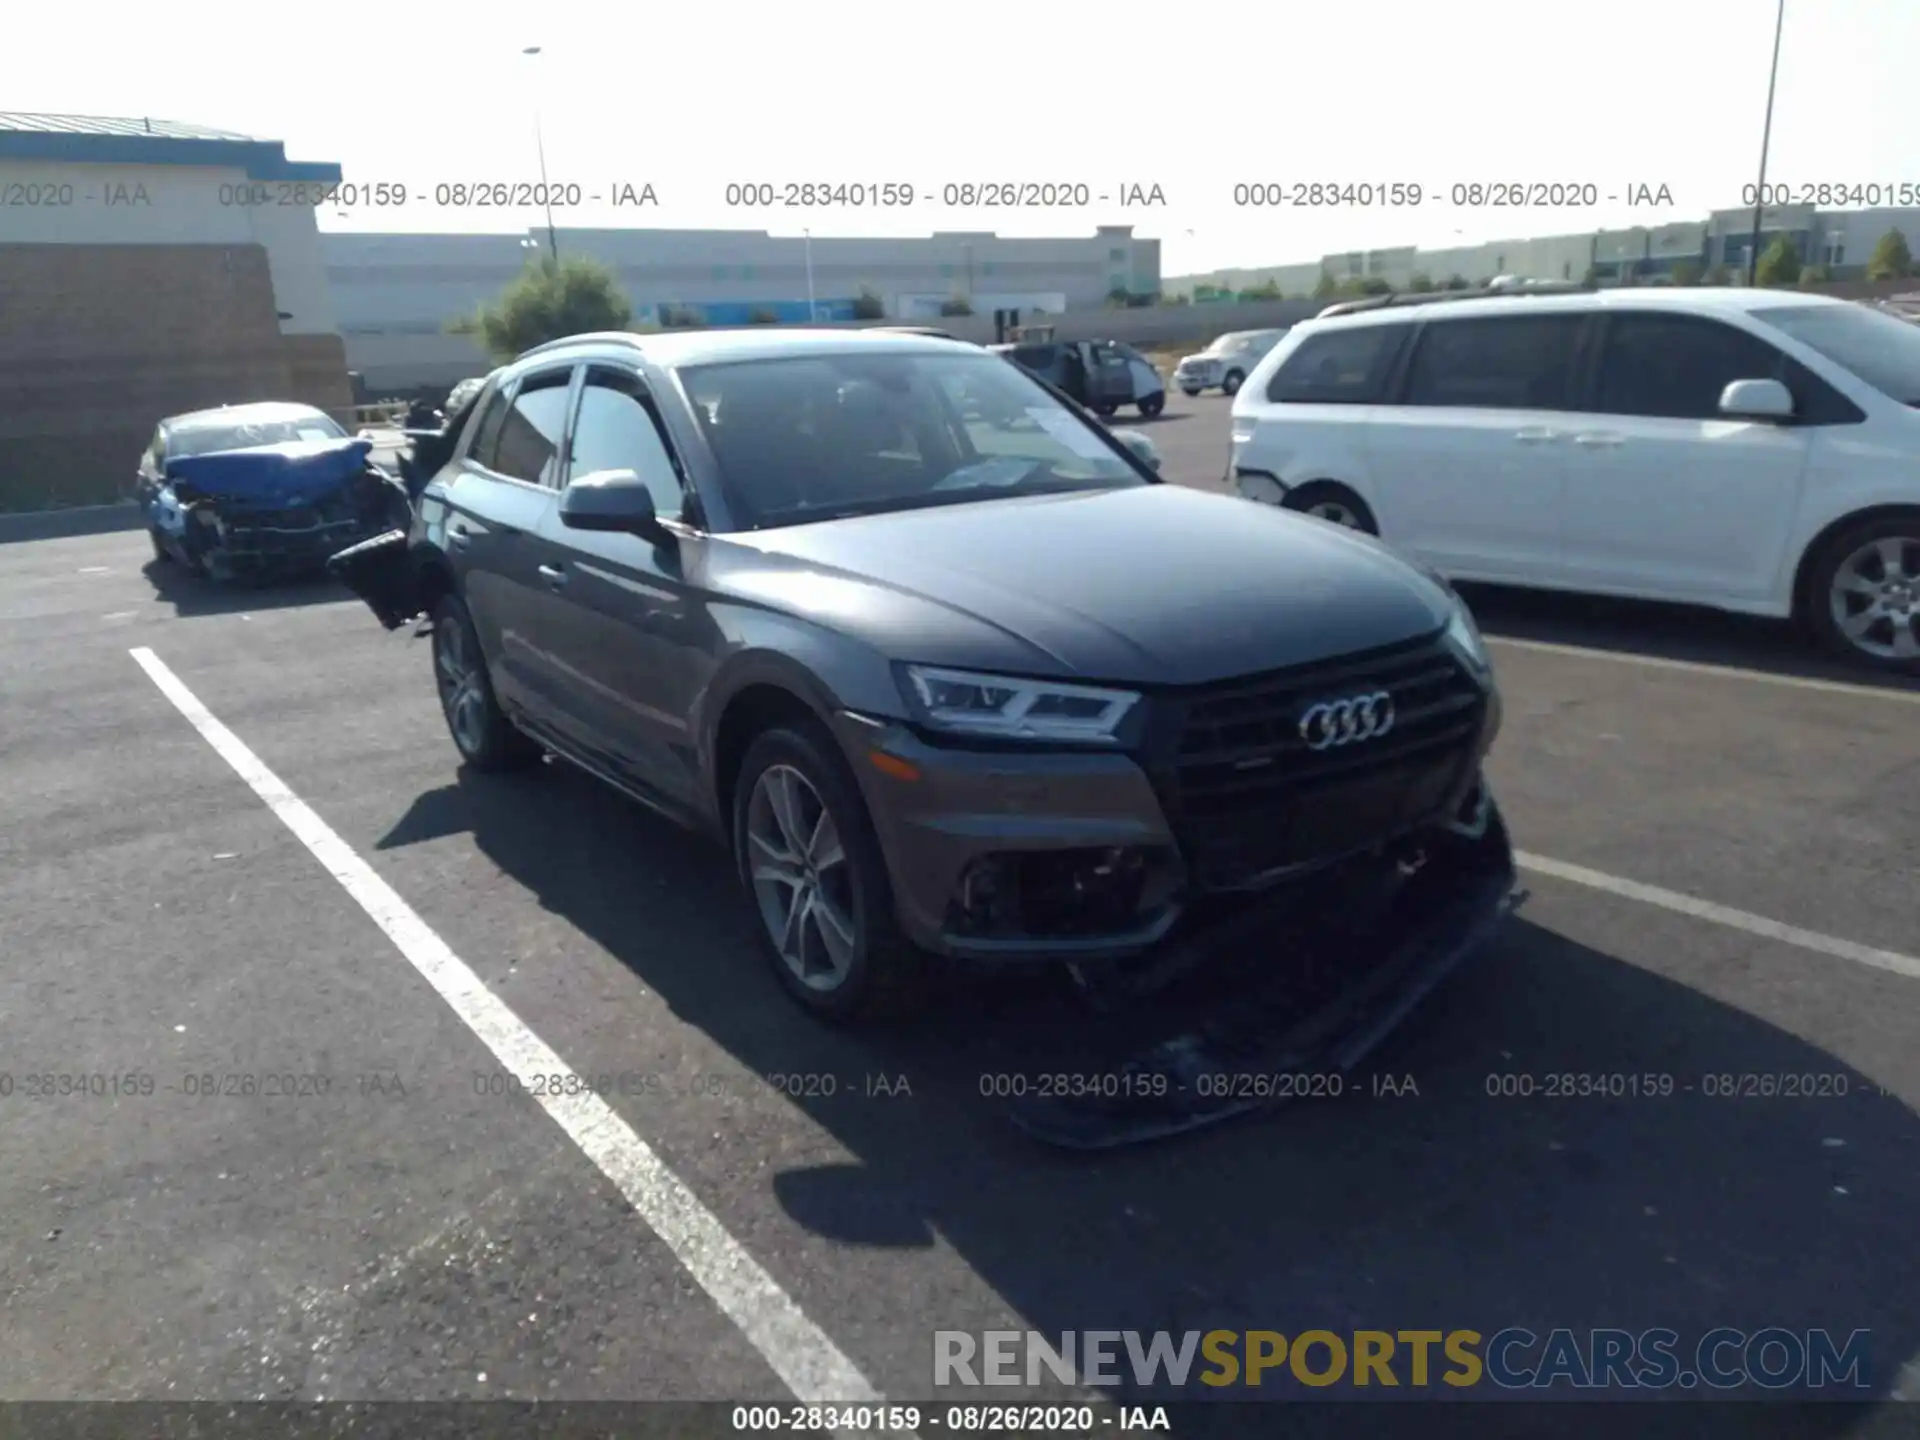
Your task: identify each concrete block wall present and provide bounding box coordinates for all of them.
[0,243,349,510]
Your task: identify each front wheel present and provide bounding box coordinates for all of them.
[1283,481,1378,535]
[1137,392,1165,418]
[1221,369,1245,396]
[733,722,928,1022]
[431,594,543,770]
[1805,516,1920,674]
[1093,401,1119,417]
[1180,386,1203,398]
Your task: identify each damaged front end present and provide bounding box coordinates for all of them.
[1006,778,1523,1149]
[157,438,412,584]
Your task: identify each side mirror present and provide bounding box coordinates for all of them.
[559,469,671,543]
[1719,377,1794,421]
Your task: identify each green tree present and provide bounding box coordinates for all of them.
[1705,264,1731,286]
[1352,276,1393,296]
[850,286,885,320]
[1755,235,1802,287]
[1442,274,1471,291]
[1866,229,1914,280]
[1311,269,1338,299]
[1798,263,1829,286]
[1407,272,1435,292]
[1581,265,1602,287]
[1106,285,1134,307]
[1164,291,1192,306]
[748,307,781,324]
[939,295,974,316]
[1244,277,1283,301]
[455,254,633,361]
[1669,259,1703,287]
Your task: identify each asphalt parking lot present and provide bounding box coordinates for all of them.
[3,388,1918,1436]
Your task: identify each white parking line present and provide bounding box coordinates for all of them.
[128,646,910,1430]
[1516,851,1920,983]
[1488,635,1920,705]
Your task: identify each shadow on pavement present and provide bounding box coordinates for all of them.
[1460,582,1920,697]
[374,760,1920,1434]
[139,557,348,618]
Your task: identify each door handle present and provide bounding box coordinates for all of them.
[537,563,568,589]
[1512,428,1559,443]
[447,526,471,549]
[1573,432,1625,448]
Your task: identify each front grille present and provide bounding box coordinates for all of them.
[1159,636,1486,891]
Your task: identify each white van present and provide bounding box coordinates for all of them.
[1228,287,1920,673]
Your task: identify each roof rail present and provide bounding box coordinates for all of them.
[1315,280,1594,320]
[513,331,649,362]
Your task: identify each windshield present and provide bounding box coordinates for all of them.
[169,413,347,458]
[1205,333,1256,355]
[677,351,1149,530]
[1752,304,1920,406]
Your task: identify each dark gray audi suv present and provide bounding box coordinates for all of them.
[331,328,1513,1033]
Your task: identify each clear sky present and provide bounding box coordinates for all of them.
[8,0,1915,277]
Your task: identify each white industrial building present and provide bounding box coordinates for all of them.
[326,225,1163,390]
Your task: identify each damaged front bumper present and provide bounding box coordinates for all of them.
[1006,783,1523,1148]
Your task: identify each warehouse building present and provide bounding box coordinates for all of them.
[325,226,1162,391]
[1176,205,1920,298]
[0,112,352,510]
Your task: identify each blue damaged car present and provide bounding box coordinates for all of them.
[135,401,413,583]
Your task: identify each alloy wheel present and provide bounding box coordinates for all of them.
[745,763,858,991]
[434,614,488,756]
[1828,534,1920,662]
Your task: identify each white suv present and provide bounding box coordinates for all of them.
[1172,329,1290,397]
[1228,287,1920,674]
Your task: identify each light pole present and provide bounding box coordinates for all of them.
[1745,0,1787,287]
[803,229,817,320]
[522,46,559,264]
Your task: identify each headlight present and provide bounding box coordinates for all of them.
[900,664,1140,743]
[1414,563,1490,676]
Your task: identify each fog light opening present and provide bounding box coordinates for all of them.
[950,846,1173,941]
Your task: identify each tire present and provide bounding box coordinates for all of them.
[1221,369,1245,396]
[1801,513,1920,674]
[1282,481,1378,535]
[430,593,543,771]
[1137,392,1165,418]
[148,526,171,563]
[1094,401,1119,417]
[731,720,929,1022]
[1180,386,1203,398]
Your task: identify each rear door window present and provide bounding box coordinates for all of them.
[1589,313,1787,421]
[1264,324,1407,403]
[1401,314,1586,411]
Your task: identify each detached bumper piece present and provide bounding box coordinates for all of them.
[1007,784,1522,1149]
[327,529,419,630]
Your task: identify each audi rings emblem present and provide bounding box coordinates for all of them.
[1298,691,1396,750]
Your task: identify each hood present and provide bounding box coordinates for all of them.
[723,485,1452,687]
[165,437,372,507]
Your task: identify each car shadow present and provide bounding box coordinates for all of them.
[1459,582,1920,696]
[1127,411,1191,426]
[376,764,1920,1432]
[140,557,349,618]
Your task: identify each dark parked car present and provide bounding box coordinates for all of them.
[135,402,411,582]
[330,329,1514,1136]
[991,337,1166,417]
